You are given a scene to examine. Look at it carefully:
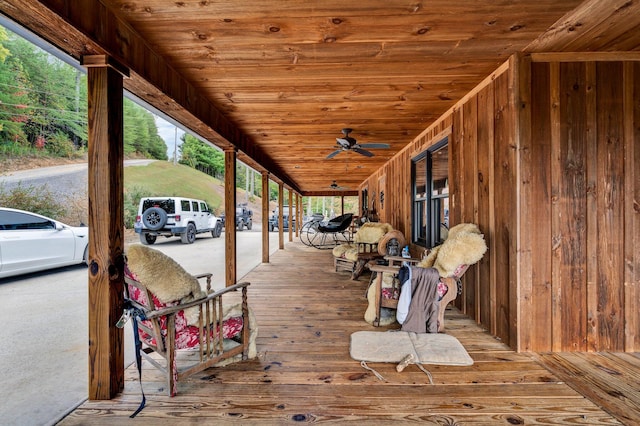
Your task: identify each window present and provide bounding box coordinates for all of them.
[412,138,449,248]
[0,210,55,230]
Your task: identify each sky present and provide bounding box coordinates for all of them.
[154,115,185,161]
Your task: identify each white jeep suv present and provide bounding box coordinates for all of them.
[134,197,222,245]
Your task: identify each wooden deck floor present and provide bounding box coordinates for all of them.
[61,240,639,425]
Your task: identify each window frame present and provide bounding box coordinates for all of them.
[411,137,449,248]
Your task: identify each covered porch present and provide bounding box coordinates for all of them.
[61,239,640,425]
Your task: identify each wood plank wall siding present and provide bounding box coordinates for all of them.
[361,53,639,353]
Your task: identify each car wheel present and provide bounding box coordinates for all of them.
[142,207,167,231]
[212,222,222,238]
[181,223,196,244]
[140,233,157,245]
[237,221,244,231]
[83,245,89,265]
[246,221,252,230]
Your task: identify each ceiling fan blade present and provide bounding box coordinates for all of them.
[358,143,390,149]
[353,148,374,157]
[326,149,342,159]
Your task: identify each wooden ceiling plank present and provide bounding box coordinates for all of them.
[107,0,581,21]
[525,0,640,53]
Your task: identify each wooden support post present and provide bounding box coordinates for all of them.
[82,55,128,400]
[296,194,301,237]
[278,183,284,249]
[225,148,237,286]
[288,189,293,242]
[262,171,270,263]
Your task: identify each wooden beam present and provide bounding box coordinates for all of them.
[288,190,293,242]
[262,172,270,264]
[623,62,639,351]
[513,52,532,352]
[278,183,284,250]
[80,55,129,78]
[296,194,301,237]
[531,52,640,63]
[225,148,237,287]
[84,56,126,400]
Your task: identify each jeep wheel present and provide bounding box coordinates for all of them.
[142,207,167,231]
[246,220,252,230]
[140,233,157,245]
[237,221,244,231]
[212,222,222,238]
[181,223,197,244]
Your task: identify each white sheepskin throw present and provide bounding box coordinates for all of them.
[332,243,354,258]
[126,245,206,304]
[355,222,393,244]
[215,302,259,363]
[417,223,487,277]
[364,274,397,326]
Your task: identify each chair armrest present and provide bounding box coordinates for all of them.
[368,264,400,274]
[194,273,213,291]
[194,273,213,279]
[144,281,250,320]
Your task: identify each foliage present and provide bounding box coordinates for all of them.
[0,26,168,162]
[123,184,150,228]
[179,134,224,178]
[123,100,168,160]
[0,182,66,219]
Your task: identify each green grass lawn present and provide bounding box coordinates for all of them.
[124,161,224,213]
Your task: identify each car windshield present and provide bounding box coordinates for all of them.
[143,199,176,214]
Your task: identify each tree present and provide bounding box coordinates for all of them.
[123,100,168,160]
[0,27,33,150]
[179,134,224,178]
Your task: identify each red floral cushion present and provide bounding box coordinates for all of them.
[126,268,243,349]
[381,280,449,301]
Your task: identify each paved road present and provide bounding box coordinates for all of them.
[0,160,155,204]
[0,161,284,426]
[0,159,155,183]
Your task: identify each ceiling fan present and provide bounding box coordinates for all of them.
[326,128,390,159]
[328,180,349,190]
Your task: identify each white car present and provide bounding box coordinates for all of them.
[0,207,89,279]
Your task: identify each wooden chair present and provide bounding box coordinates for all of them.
[367,263,466,331]
[333,223,401,280]
[124,266,252,396]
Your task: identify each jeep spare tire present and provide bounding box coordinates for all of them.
[142,207,167,231]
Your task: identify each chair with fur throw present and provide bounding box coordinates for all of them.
[332,222,402,280]
[124,244,258,396]
[365,223,487,331]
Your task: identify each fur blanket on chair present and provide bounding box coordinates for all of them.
[126,244,258,360]
[332,222,394,261]
[417,223,487,277]
[126,244,206,305]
